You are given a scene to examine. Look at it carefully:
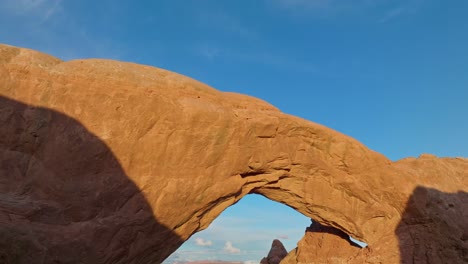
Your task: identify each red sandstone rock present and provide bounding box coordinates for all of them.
[261,239,288,264]
[282,221,370,264]
[0,44,467,263]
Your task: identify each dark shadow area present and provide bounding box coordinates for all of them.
[396,186,468,264]
[0,96,182,263]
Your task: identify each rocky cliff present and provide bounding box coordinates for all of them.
[0,44,467,263]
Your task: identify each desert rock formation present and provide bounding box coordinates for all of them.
[261,239,288,264]
[0,44,467,263]
[281,221,368,263]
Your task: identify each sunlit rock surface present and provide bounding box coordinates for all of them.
[0,44,467,263]
[281,221,369,263]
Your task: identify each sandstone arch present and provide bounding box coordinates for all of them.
[1,44,467,263]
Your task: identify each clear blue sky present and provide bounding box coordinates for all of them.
[1,0,467,263]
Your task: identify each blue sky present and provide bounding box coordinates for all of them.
[1,0,467,262]
[165,194,309,263]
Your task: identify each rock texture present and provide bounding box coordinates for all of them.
[261,239,288,264]
[0,44,467,264]
[396,187,468,264]
[281,221,369,264]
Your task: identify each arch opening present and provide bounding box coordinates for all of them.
[164,194,368,264]
[163,194,310,263]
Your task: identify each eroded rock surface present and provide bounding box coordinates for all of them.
[281,221,369,264]
[396,187,468,264]
[0,44,467,263]
[261,239,288,264]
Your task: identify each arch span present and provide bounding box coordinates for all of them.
[1,44,467,263]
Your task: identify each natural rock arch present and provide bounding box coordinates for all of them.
[1,44,467,263]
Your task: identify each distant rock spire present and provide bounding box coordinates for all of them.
[260,239,288,264]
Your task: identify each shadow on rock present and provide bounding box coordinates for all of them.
[307,220,362,249]
[396,186,468,264]
[0,96,181,263]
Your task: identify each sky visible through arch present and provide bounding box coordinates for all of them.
[1,0,467,263]
[164,194,311,263]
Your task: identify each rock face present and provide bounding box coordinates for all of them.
[396,187,468,264]
[261,239,288,264]
[0,44,467,263]
[281,221,369,264]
